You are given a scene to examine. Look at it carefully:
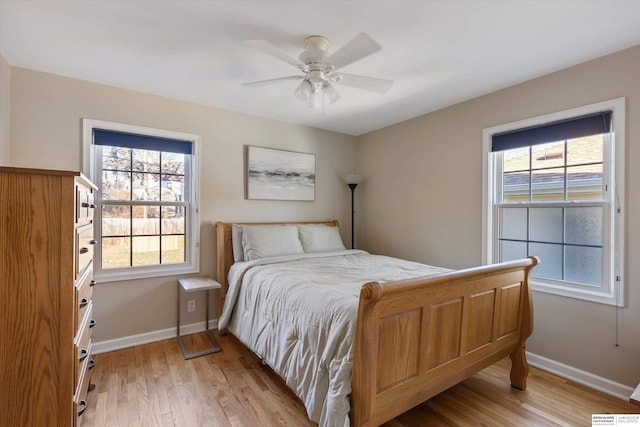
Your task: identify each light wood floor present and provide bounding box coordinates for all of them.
[82,333,638,426]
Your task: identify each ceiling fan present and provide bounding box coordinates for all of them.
[242,33,393,109]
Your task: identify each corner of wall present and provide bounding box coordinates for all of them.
[0,54,10,165]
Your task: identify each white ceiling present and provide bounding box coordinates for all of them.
[1,1,640,136]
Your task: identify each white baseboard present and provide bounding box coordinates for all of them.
[527,351,634,401]
[92,319,218,355]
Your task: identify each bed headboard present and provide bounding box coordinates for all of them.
[215,220,340,319]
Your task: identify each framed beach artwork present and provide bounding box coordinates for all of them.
[245,146,316,201]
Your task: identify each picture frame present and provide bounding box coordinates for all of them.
[245,146,316,201]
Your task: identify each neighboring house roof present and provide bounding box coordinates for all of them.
[502,134,604,198]
[503,134,603,172]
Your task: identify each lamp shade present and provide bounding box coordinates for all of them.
[342,174,363,185]
[324,84,341,104]
[295,80,312,102]
[308,89,322,109]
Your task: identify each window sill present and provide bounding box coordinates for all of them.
[95,264,199,283]
[531,280,623,307]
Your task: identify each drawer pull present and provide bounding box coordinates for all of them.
[79,247,89,254]
[79,298,89,309]
[89,239,97,245]
[79,349,88,363]
[78,400,88,417]
[88,359,96,370]
[89,204,96,209]
[90,280,97,287]
[89,319,96,329]
[81,202,89,208]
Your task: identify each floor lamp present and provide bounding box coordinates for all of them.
[342,174,363,249]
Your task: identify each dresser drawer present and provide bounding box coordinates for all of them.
[74,341,93,427]
[74,339,93,398]
[75,223,95,279]
[75,269,94,335]
[75,303,93,386]
[76,183,95,225]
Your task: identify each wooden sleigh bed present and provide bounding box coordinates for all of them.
[216,220,538,427]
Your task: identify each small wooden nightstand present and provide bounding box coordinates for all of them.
[177,277,222,359]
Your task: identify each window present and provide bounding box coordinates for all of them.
[83,119,200,282]
[482,98,625,305]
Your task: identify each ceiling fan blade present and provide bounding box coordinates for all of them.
[242,75,304,87]
[327,33,382,70]
[244,39,305,68]
[335,73,393,94]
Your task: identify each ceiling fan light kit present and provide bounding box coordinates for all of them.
[242,33,393,110]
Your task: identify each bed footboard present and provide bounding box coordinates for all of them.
[351,256,538,427]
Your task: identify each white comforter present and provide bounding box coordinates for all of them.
[218,250,450,427]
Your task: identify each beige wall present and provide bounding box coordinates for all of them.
[0,55,9,164]
[9,67,357,342]
[356,45,640,387]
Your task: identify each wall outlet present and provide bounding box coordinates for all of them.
[187,300,196,312]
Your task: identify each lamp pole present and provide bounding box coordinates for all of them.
[348,183,357,249]
[342,174,363,250]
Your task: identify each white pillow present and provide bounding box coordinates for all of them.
[242,225,304,261]
[231,224,244,262]
[298,224,346,253]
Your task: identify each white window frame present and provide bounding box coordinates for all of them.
[482,98,625,306]
[83,119,200,282]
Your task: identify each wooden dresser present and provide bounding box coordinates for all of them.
[0,167,97,427]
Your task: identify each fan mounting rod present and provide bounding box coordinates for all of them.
[303,35,329,52]
[299,35,330,67]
